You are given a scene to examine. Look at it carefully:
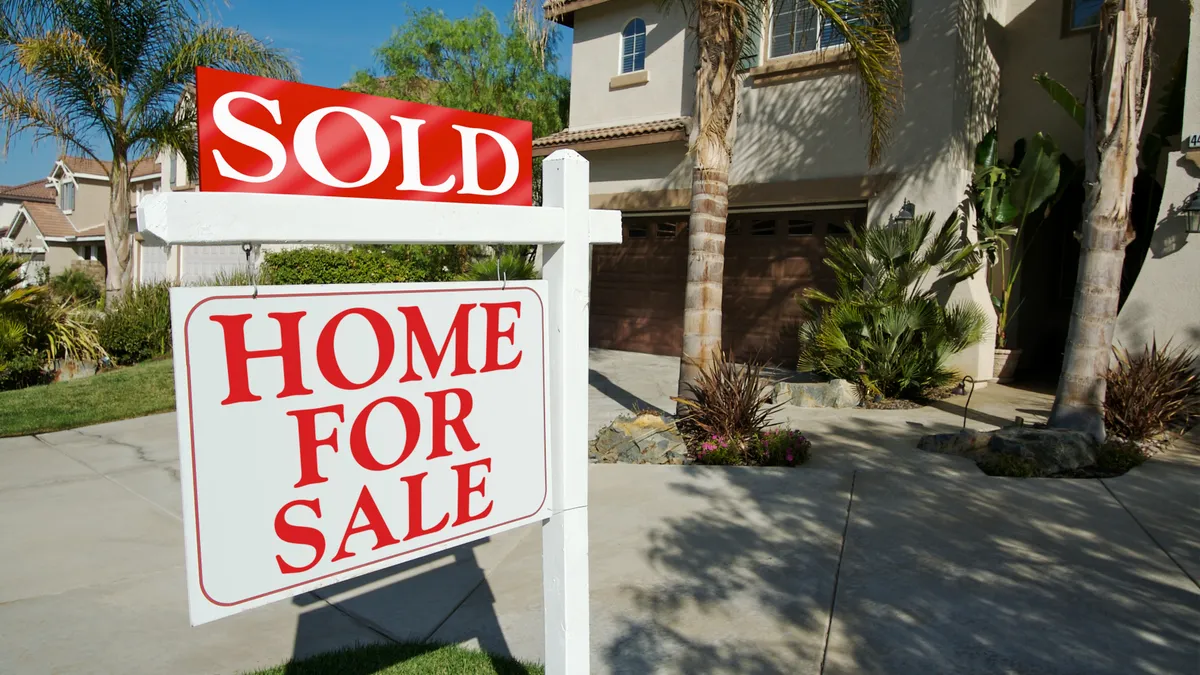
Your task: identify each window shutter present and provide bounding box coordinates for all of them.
[892,0,912,42]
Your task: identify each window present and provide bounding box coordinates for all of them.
[621,19,646,73]
[628,223,649,238]
[769,0,855,58]
[751,219,776,236]
[59,181,75,212]
[1065,0,1102,31]
[788,219,815,236]
[168,152,178,186]
[656,222,678,238]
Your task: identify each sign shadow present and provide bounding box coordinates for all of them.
[286,538,516,673]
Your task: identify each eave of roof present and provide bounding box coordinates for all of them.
[543,0,613,26]
[532,117,690,157]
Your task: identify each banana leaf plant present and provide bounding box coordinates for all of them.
[970,128,1062,348]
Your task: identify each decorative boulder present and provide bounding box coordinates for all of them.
[774,379,861,408]
[918,427,1097,476]
[987,427,1096,474]
[590,413,688,465]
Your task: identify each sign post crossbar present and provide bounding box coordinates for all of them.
[140,150,614,674]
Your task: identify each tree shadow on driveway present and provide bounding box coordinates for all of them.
[601,425,1200,675]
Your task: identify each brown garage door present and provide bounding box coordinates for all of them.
[590,206,866,367]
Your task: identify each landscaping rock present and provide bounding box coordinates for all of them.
[916,429,992,457]
[775,379,861,408]
[589,413,688,465]
[918,427,1098,476]
[988,427,1096,474]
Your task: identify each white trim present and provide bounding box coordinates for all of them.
[70,172,109,181]
[131,172,162,183]
[137,191,623,246]
[44,235,104,242]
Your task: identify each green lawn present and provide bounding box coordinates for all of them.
[0,358,176,437]
[245,643,543,675]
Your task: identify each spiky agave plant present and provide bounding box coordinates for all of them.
[797,211,987,399]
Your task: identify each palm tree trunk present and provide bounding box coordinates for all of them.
[1048,0,1153,440]
[106,155,132,299]
[676,0,742,406]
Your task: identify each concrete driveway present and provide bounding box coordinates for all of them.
[1,350,1197,674]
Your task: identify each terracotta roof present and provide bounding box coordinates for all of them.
[74,223,106,237]
[19,201,78,238]
[60,155,159,179]
[0,179,56,203]
[533,117,690,156]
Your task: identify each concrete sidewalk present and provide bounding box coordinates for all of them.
[1,351,1197,674]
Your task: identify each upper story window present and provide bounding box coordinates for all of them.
[58,180,75,212]
[1065,0,1102,32]
[621,18,647,73]
[769,0,854,59]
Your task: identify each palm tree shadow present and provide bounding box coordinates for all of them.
[284,540,523,674]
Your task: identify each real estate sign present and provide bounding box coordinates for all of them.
[172,283,550,624]
[195,67,534,205]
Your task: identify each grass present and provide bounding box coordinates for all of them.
[244,643,543,675]
[0,358,175,437]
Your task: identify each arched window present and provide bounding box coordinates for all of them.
[621,19,646,74]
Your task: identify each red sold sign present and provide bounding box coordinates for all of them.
[196,67,533,205]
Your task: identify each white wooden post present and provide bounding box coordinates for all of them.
[540,150,592,674]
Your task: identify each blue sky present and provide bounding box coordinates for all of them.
[0,0,573,185]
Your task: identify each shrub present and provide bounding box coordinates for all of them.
[98,282,172,364]
[754,428,812,467]
[797,211,987,400]
[463,250,538,282]
[1104,339,1200,441]
[375,245,477,282]
[693,434,743,465]
[261,247,413,285]
[1095,440,1149,475]
[49,268,102,304]
[977,454,1040,477]
[674,350,781,460]
[25,299,105,362]
[0,349,51,391]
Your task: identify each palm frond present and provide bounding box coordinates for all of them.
[807,0,903,165]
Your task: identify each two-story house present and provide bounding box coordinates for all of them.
[3,148,247,286]
[535,0,1192,381]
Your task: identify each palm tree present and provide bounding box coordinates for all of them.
[0,0,297,298]
[675,0,903,404]
[1048,0,1153,441]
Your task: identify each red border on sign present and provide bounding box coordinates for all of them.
[182,285,549,607]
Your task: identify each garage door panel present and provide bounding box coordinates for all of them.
[589,208,864,366]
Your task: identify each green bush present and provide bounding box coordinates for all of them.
[1104,339,1199,441]
[0,350,52,391]
[797,211,988,400]
[97,282,172,365]
[49,268,102,305]
[261,247,413,285]
[1095,440,1148,475]
[977,454,1040,477]
[464,251,538,282]
[375,245,477,282]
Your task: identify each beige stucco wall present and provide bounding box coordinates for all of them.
[995,0,1189,161]
[568,0,695,129]
[44,243,83,274]
[1114,6,1199,352]
[69,178,112,229]
[10,215,43,251]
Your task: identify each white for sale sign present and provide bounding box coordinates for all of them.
[170,282,550,625]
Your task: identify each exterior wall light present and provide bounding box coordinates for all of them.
[1184,184,1200,234]
[895,199,916,223]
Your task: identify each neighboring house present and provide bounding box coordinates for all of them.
[0,179,55,237]
[536,0,1193,380]
[1,149,247,286]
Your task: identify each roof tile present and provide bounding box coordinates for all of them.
[533,117,690,153]
[61,155,159,179]
[0,179,55,203]
[20,201,78,238]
